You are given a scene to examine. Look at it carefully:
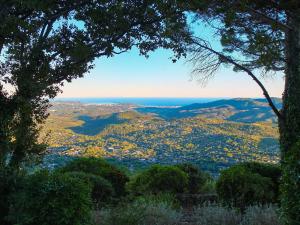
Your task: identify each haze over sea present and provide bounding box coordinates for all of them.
[54,97,224,107]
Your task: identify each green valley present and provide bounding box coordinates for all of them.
[42,99,280,175]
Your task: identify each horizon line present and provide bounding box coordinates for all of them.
[54,96,281,99]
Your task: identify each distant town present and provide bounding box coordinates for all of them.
[42,99,280,175]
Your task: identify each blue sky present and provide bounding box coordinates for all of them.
[58,47,284,98]
[58,20,284,98]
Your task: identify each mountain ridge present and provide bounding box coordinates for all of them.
[136,98,282,123]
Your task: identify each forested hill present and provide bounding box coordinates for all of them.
[136,98,282,123]
[43,98,280,174]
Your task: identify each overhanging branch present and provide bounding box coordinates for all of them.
[245,6,291,32]
[191,38,283,120]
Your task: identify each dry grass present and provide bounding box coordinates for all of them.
[92,199,182,225]
[241,205,281,225]
[193,204,241,225]
[93,202,281,225]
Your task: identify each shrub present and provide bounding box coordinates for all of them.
[128,165,188,195]
[193,204,241,225]
[141,201,182,225]
[0,169,12,225]
[136,193,180,209]
[65,171,114,205]
[242,162,281,182]
[0,168,25,225]
[60,157,129,197]
[241,162,281,200]
[8,170,92,225]
[200,179,216,194]
[176,164,212,194]
[216,164,277,208]
[192,204,281,225]
[93,196,182,225]
[241,205,281,225]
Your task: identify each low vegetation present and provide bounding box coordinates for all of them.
[128,165,189,195]
[59,157,129,197]
[93,195,182,225]
[216,162,281,209]
[0,158,282,225]
[8,171,92,225]
[192,204,242,225]
[64,171,114,206]
[0,168,25,225]
[241,205,281,225]
[192,204,280,225]
[175,163,213,194]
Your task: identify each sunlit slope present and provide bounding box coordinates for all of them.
[42,100,279,172]
[136,98,282,123]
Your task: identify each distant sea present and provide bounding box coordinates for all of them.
[54,97,224,107]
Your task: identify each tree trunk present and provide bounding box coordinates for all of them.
[279,11,300,225]
[0,98,14,168]
[0,113,9,167]
[8,97,43,168]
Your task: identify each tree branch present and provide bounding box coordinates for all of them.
[244,6,292,32]
[191,38,283,120]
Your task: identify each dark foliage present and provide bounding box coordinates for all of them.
[0,0,191,168]
[64,171,114,206]
[242,162,281,199]
[176,163,212,194]
[8,170,92,225]
[0,168,25,225]
[216,163,280,209]
[128,165,188,195]
[181,1,300,222]
[60,157,129,197]
[280,140,300,225]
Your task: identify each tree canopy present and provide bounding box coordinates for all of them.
[0,0,191,167]
[181,1,300,224]
[182,0,290,117]
[0,1,300,223]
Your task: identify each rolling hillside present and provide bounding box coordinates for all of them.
[136,98,282,123]
[42,98,280,174]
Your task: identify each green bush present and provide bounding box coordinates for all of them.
[0,168,25,225]
[176,163,212,194]
[128,165,188,195]
[60,157,129,197]
[8,170,92,225]
[93,195,182,225]
[241,162,281,199]
[135,193,180,209]
[65,171,114,205]
[216,164,275,209]
[241,162,281,181]
[200,179,216,194]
